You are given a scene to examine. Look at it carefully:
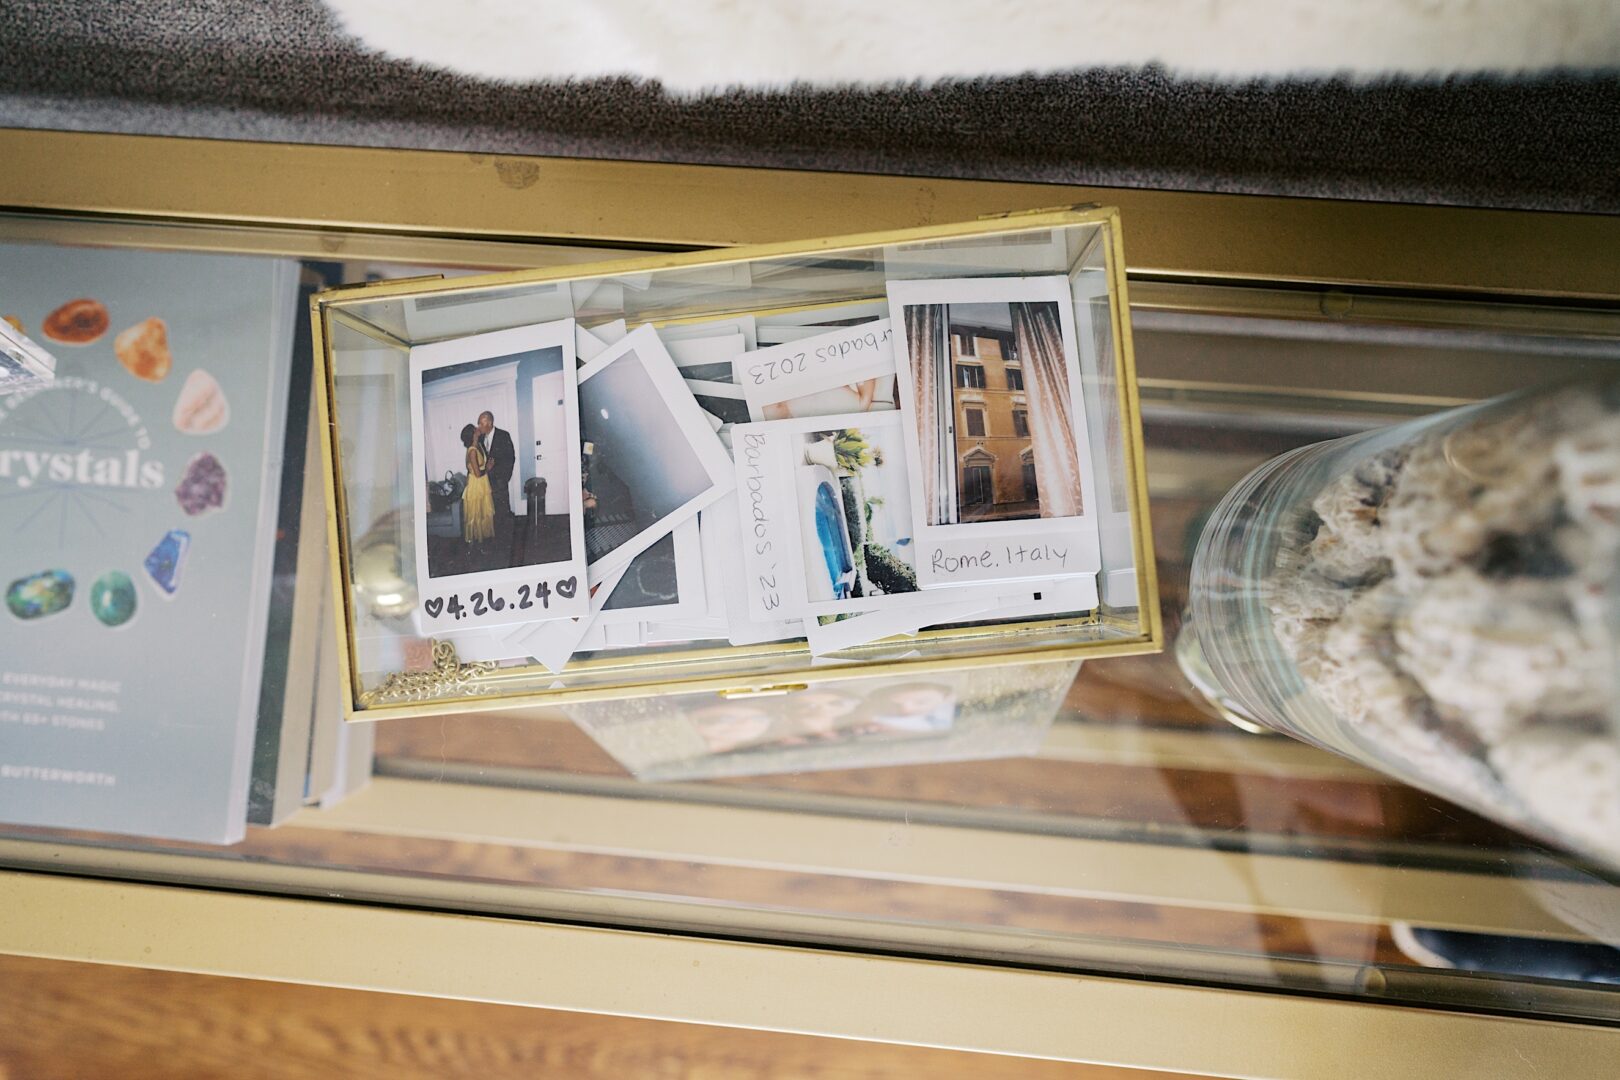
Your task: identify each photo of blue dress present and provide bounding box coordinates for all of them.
[813,481,854,599]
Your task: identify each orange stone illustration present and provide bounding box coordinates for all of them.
[42,298,110,345]
[114,317,173,382]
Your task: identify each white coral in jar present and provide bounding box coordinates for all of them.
[1491,727,1620,866]
[1393,568,1611,744]
[1303,446,1405,585]
[1382,424,1561,584]
[1555,411,1620,541]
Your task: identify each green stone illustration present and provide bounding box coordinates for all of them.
[90,570,137,627]
[5,569,74,620]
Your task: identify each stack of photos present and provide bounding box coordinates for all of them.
[404,274,1103,669]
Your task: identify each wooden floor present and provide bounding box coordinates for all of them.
[0,955,1199,1080]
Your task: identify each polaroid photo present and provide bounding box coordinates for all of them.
[575,619,611,652]
[641,510,733,642]
[642,616,728,644]
[669,341,745,383]
[595,520,705,625]
[802,605,947,656]
[642,603,730,642]
[660,313,757,350]
[510,563,629,672]
[575,319,627,363]
[578,324,736,581]
[737,319,898,422]
[601,622,644,648]
[700,492,804,646]
[591,319,629,344]
[887,276,1102,589]
[408,320,588,634]
[667,333,745,360]
[802,577,1098,656]
[685,379,752,439]
[733,411,1011,621]
[662,325,750,382]
[698,509,728,619]
[925,577,1099,631]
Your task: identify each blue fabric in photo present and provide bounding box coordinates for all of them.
[814,481,852,599]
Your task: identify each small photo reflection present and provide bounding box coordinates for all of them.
[563,665,1073,782]
[688,682,958,757]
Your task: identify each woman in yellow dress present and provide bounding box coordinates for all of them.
[460,423,495,549]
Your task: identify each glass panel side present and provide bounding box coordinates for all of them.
[326,219,1153,709]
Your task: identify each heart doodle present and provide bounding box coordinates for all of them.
[556,576,578,599]
[424,597,444,618]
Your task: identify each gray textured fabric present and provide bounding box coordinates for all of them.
[3,0,1618,212]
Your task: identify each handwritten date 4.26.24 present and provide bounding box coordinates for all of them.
[422,576,579,622]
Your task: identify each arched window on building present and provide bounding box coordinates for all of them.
[1020,447,1039,502]
[961,448,995,512]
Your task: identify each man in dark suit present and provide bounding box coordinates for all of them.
[477,410,516,530]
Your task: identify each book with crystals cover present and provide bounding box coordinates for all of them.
[0,243,299,843]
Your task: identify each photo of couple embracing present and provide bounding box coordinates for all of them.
[419,346,576,580]
[457,409,514,553]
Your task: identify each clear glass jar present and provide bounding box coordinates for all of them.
[1187,379,1620,870]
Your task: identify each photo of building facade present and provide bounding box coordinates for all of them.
[900,292,1084,527]
[947,305,1038,522]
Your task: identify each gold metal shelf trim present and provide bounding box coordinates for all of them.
[5,128,1620,300]
[1,869,1614,1079]
[288,777,1605,940]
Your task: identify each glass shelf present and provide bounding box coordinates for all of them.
[2,206,1617,1036]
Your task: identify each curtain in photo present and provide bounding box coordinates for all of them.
[1011,301,1083,517]
[906,304,953,524]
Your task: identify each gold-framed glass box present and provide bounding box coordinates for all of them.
[313,209,1160,720]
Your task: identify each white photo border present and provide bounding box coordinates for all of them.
[737,410,1012,619]
[407,319,589,631]
[886,276,1103,587]
[736,318,896,415]
[578,324,736,583]
[594,518,706,626]
[510,562,631,673]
